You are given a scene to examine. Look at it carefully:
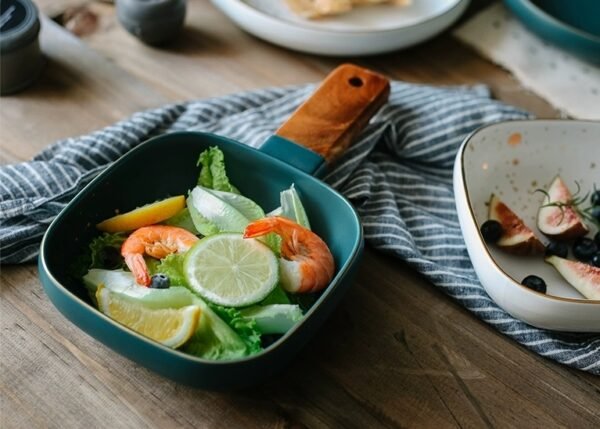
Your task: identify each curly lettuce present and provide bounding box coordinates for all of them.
[71,232,125,279]
[207,304,262,355]
[197,147,239,194]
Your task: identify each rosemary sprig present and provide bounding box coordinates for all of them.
[534,180,596,227]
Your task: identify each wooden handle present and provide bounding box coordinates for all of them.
[275,64,390,163]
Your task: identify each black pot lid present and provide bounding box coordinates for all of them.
[0,0,40,52]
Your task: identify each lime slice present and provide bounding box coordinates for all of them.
[183,233,278,307]
[96,285,200,348]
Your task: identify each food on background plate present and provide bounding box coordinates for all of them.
[487,194,544,255]
[545,256,600,300]
[481,177,599,300]
[520,275,547,294]
[544,240,568,258]
[285,0,411,19]
[479,219,504,244]
[536,176,588,240]
[74,147,335,359]
[572,237,598,263]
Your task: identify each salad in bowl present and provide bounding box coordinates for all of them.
[74,147,335,360]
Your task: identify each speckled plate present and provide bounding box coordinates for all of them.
[454,120,600,332]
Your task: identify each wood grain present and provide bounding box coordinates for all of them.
[276,64,390,162]
[1,1,598,428]
[0,17,166,164]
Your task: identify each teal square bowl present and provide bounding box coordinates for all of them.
[38,131,364,390]
[504,0,600,64]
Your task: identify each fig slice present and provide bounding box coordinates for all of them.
[537,176,588,240]
[546,255,600,300]
[488,194,544,255]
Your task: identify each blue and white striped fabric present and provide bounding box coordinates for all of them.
[1,82,599,374]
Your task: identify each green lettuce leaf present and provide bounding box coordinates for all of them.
[259,285,291,305]
[71,232,126,279]
[150,253,187,287]
[89,232,126,268]
[163,208,199,234]
[207,304,262,355]
[182,296,249,360]
[197,147,239,194]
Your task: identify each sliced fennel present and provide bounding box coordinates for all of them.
[269,184,311,229]
[240,304,303,334]
[187,185,280,253]
[205,188,264,221]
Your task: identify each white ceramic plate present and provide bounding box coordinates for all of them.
[454,120,600,332]
[210,0,469,56]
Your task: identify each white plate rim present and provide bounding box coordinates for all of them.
[218,0,467,35]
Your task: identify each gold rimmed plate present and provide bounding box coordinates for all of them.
[454,120,600,332]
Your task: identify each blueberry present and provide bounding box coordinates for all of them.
[545,241,568,259]
[591,190,600,206]
[521,275,547,293]
[595,232,600,247]
[150,273,170,289]
[480,220,504,243]
[591,206,600,222]
[573,237,598,262]
[591,253,600,268]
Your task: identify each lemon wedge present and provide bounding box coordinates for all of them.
[96,195,186,233]
[96,285,200,348]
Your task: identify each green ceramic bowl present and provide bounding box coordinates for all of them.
[504,0,600,63]
[38,131,364,390]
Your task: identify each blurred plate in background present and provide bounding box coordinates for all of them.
[211,0,470,56]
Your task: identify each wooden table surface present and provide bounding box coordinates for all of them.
[1,1,598,428]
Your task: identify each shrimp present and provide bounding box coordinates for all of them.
[121,225,199,286]
[243,216,335,294]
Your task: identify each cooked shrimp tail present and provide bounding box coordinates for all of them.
[244,216,334,293]
[124,253,151,286]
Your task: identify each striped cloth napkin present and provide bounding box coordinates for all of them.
[1,82,598,374]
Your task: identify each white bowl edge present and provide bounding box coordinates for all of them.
[453,120,600,333]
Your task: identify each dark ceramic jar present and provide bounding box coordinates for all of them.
[0,0,44,95]
[116,0,186,45]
